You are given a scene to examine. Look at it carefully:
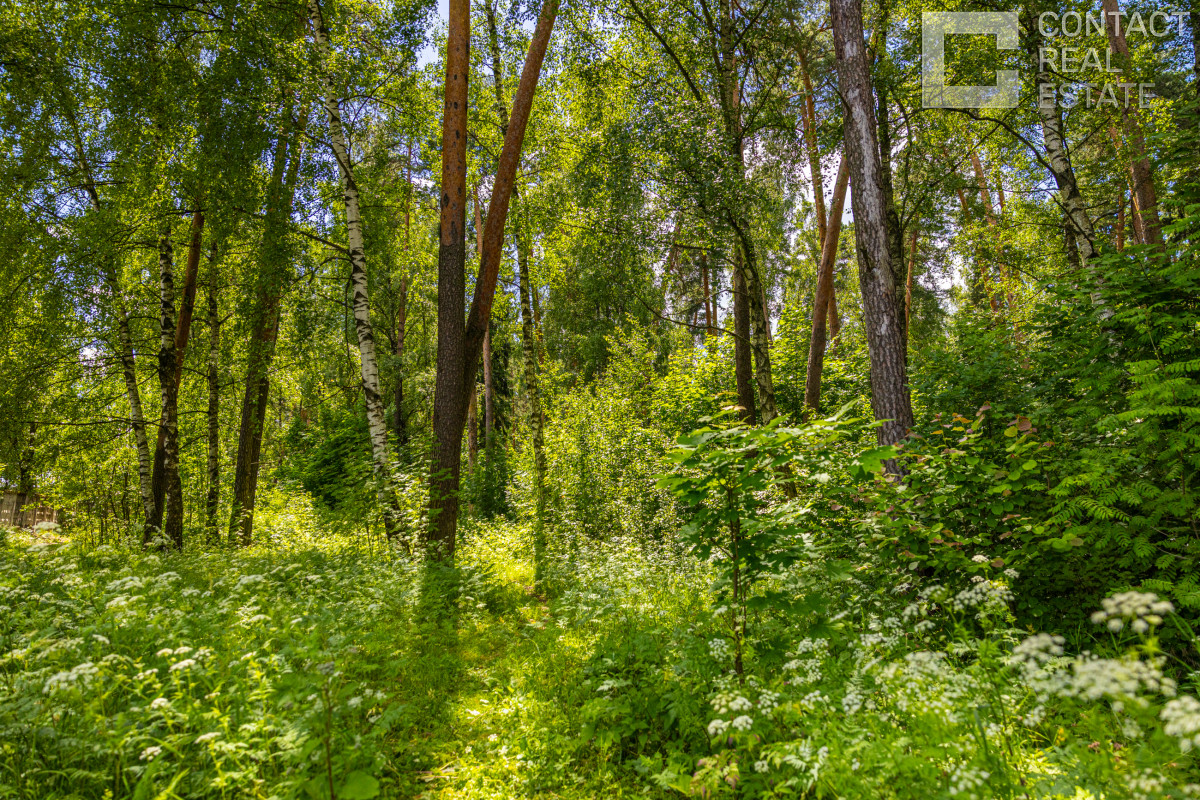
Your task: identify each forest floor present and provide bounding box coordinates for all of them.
[0,520,684,799]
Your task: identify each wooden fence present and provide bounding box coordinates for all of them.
[0,492,59,528]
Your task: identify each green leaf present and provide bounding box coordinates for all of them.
[340,771,381,800]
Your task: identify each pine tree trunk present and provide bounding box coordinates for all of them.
[428,0,472,557]
[204,246,221,545]
[831,0,913,451]
[429,0,559,556]
[803,156,849,416]
[310,0,397,537]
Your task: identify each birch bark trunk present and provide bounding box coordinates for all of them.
[151,226,184,548]
[310,0,397,537]
[831,0,913,451]
[148,209,203,543]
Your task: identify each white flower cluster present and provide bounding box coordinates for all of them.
[951,578,1014,620]
[43,660,100,695]
[948,765,990,798]
[708,637,731,662]
[1008,633,1065,675]
[783,637,829,686]
[1090,591,1173,633]
[1161,695,1200,751]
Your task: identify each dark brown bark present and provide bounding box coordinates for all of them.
[204,245,221,545]
[147,209,204,545]
[831,0,913,451]
[428,0,471,556]
[802,156,849,416]
[731,253,756,425]
[428,0,559,556]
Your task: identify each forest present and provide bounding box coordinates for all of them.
[1,0,1200,795]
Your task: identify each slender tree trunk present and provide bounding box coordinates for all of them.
[701,251,714,336]
[310,0,397,537]
[147,226,184,548]
[518,226,547,581]
[968,149,1002,314]
[111,284,155,522]
[428,0,559,555]
[874,66,907,354]
[798,48,827,249]
[148,210,203,544]
[474,186,495,445]
[731,254,756,424]
[1101,0,1162,247]
[467,386,479,473]
[204,245,221,545]
[905,225,918,336]
[229,102,307,547]
[803,156,849,415]
[394,277,408,445]
[831,0,913,451]
[1035,71,1097,266]
[1117,188,1126,251]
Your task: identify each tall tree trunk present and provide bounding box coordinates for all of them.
[905,225,918,335]
[874,61,907,355]
[1101,0,1163,247]
[1035,70,1097,266]
[148,226,184,548]
[394,276,408,445]
[148,210,204,544]
[474,186,495,446]
[798,48,827,250]
[831,0,913,451]
[701,251,714,336]
[803,156,849,415]
[731,253,756,424]
[719,0,775,422]
[968,149,1002,314]
[204,245,221,545]
[229,102,308,547]
[111,283,155,522]
[1116,188,1127,251]
[310,0,397,537]
[518,226,547,581]
[428,0,559,556]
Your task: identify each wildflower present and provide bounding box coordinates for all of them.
[707,718,730,736]
[1090,591,1173,632]
[731,715,753,731]
[139,746,163,761]
[150,697,171,711]
[195,732,220,744]
[1161,695,1200,751]
[754,760,770,774]
[169,659,197,672]
[971,554,989,564]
